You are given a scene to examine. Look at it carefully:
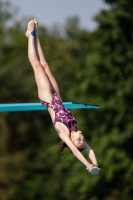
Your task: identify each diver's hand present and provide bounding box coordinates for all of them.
[86,164,101,175]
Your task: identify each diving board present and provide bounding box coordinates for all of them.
[0,102,99,112]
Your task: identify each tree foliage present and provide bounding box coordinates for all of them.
[0,0,133,199]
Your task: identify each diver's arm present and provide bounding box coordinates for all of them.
[58,132,93,170]
[84,142,98,166]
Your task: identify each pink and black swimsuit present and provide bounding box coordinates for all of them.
[41,91,77,132]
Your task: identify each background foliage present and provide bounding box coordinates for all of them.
[0,0,133,199]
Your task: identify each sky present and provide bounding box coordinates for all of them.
[7,0,110,31]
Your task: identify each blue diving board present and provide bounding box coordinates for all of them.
[0,102,99,112]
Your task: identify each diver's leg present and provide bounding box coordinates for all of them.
[34,19,61,99]
[25,20,53,102]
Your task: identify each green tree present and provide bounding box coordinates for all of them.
[76,0,133,199]
[1,0,133,200]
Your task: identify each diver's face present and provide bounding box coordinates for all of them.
[71,130,85,149]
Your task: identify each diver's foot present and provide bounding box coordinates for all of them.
[34,19,38,31]
[25,19,35,37]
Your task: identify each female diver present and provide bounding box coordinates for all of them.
[25,19,100,175]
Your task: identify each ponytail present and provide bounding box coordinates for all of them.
[58,140,85,160]
[58,140,72,160]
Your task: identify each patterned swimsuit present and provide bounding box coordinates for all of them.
[41,91,77,131]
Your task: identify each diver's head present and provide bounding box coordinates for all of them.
[70,130,85,150]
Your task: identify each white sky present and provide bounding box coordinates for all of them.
[7,0,110,31]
